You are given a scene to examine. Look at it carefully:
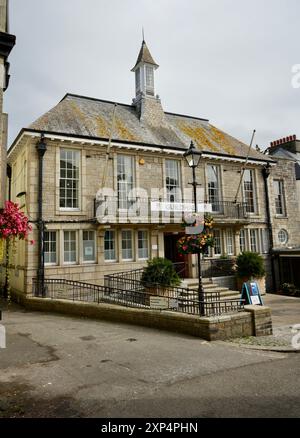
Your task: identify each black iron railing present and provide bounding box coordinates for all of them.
[209,201,249,219]
[94,197,249,223]
[32,277,244,318]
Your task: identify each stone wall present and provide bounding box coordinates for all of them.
[269,157,300,248]
[23,296,273,341]
[5,134,289,296]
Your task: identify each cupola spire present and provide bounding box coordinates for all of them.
[131,39,159,99]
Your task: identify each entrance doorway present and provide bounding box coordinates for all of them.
[164,233,189,278]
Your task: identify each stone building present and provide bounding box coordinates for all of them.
[0,0,15,207]
[2,39,298,298]
[267,136,300,290]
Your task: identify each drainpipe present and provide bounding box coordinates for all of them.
[262,163,276,292]
[7,164,12,201]
[36,134,47,297]
[3,165,12,299]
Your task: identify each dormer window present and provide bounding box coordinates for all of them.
[145,65,154,96]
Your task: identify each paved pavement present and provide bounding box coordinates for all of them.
[263,294,300,327]
[0,298,300,418]
[225,294,300,352]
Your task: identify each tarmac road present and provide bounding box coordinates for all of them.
[0,301,299,418]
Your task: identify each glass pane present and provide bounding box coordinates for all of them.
[138,231,148,259]
[207,165,221,212]
[83,231,95,261]
[60,149,80,209]
[122,230,133,259]
[166,160,181,203]
[104,231,116,261]
[117,155,134,209]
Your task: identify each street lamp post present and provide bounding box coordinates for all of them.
[183,141,205,316]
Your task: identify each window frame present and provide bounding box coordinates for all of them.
[137,230,149,260]
[278,229,289,245]
[59,148,81,211]
[104,230,117,262]
[117,154,135,210]
[243,169,257,214]
[82,230,96,264]
[135,67,141,94]
[145,65,154,96]
[239,229,247,253]
[207,164,222,213]
[121,229,134,261]
[213,229,222,257]
[249,229,258,253]
[226,229,234,256]
[63,230,78,265]
[44,231,58,266]
[274,180,286,216]
[165,159,182,203]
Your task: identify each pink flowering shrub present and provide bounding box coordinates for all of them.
[0,201,32,241]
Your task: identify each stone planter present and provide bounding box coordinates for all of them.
[144,285,172,307]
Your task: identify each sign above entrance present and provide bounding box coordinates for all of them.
[151,202,212,213]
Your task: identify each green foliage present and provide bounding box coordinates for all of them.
[141,258,181,287]
[236,251,265,279]
[219,254,229,260]
[281,283,300,297]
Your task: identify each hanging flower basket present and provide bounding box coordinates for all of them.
[0,201,32,240]
[0,201,33,301]
[177,214,215,255]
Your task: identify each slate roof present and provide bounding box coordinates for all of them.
[131,40,159,71]
[29,93,269,161]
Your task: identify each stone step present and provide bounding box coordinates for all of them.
[181,289,240,299]
[181,278,241,303]
[203,286,230,293]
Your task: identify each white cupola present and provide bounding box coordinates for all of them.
[131,39,159,100]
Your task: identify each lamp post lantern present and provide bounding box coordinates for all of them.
[183,141,205,316]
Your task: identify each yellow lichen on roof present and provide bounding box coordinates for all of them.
[178,122,219,152]
[31,113,50,128]
[209,125,236,155]
[67,100,96,135]
[115,118,137,142]
[95,115,109,138]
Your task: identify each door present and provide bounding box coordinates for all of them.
[164,233,189,278]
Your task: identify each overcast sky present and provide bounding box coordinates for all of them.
[4,0,300,149]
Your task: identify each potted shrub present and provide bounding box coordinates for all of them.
[141,258,181,305]
[236,251,266,294]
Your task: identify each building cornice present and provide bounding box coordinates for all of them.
[8,128,276,166]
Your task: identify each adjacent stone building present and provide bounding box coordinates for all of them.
[0,0,15,207]
[267,136,300,290]
[2,39,299,298]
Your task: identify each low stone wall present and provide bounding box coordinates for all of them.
[244,305,273,336]
[24,297,273,341]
